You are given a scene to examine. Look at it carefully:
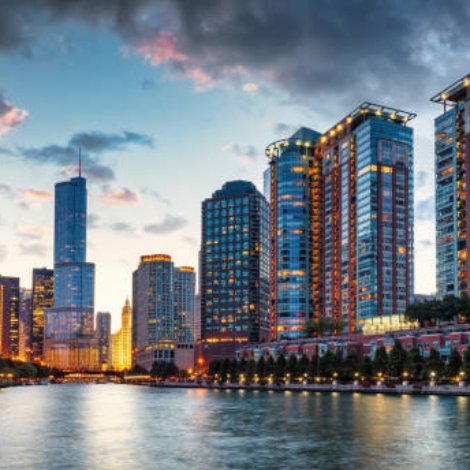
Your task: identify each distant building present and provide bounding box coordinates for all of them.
[414,293,437,303]
[174,266,196,343]
[110,300,132,372]
[267,103,415,338]
[44,170,98,371]
[19,288,32,361]
[0,275,20,358]
[431,74,470,298]
[200,180,270,360]
[31,268,54,362]
[193,293,201,341]
[95,312,111,370]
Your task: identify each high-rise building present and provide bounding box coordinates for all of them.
[110,300,132,372]
[95,312,111,370]
[44,171,98,370]
[0,276,20,358]
[133,254,175,365]
[200,181,270,359]
[31,268,53,362]
[267,102,415,339]
[19,288,32,361]
[174,266,196,343]
[432,74,470,298]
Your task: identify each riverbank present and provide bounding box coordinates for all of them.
[142,380,470,397]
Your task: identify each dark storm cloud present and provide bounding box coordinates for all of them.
[2,1,470,110]
[144,214,187,234]
[14,130,154,182]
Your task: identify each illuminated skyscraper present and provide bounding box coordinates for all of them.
[31,268,53,362]
[432,74,470,298]
[0,276,20,358]
[267,103,415,338]
[200,181,270,359]
[19,288,32,361]
[44,168,98,370]
[111,300,132,372]
[96,311,111,370]
[174,266,196,343]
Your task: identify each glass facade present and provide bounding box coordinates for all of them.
[0,276,20,357]
[174,267,196,343]
[200,181,270,347]
[95,311,111,369]
[432,74,470,298]
[268,104,414,338]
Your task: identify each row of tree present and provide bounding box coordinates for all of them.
[0,357,61,379]
[405,294,470,326]
[208,343,470,383]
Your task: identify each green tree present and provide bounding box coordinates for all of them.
[462,348,470,379]
[308,355,319,379]
[256,357,265,379]
[265,356,275,378]
[245,359,256,382]
[297,355,310,377]
[319,350,336,378]
[388,341,407,379]
[425,348,445,379]
[373,346,389,377]
[274,355,286,382]
[446,349,463,379]
[341,351,360,381]
[404,347,424,380]
[360,356,373,380]
[286,355,298,379]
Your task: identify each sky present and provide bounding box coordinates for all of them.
[0,0,469,331]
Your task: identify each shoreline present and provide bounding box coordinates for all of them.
[143,381,470,397]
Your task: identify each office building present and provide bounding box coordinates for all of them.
[19,288,32,361]
[0,276,20,358]
[267,102,415,338]
[31,268,54,362]
[110,300,132,372]
[95,311,111,370]
[432,74,470,298]
[200,181,270,359]
[44,169,98,371]
[174,266,196,343]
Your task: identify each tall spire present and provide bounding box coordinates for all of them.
[78,147,82,177]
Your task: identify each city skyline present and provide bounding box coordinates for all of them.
[1,1,470,329]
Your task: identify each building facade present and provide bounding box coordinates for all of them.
[44,173,98,370]
[267,103,415,339]
[174,266,196,343]
[19,288,32,361]
[110,300,132,372]
[0,276,20,358]
[200,181,270,359]
[432,74,470,298]
[95,311,111,370]
[31,268,54,362]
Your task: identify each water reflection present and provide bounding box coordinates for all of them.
[0,385,469,470]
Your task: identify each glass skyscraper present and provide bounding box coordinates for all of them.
[95,311,111,370]
[432,74,470,298]
[267,103,415,339]
[0,275,20,358]
[174,266,196,343]
[44,174,98,370]
[200,181,270,359]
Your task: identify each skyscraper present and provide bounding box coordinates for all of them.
[31,268,54,362]
[44,170,98,370]
[95,311,111,370]
[267,102,415,339]
[174,266,196,343]
[432,74,470,298]
[19,288,32,361]
[133,254,175,366]
[110,300,132,372]
[200,181,270,359]
[0,276,20,358]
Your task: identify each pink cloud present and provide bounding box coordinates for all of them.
[0,95,28,137]
[102,187,139,205]
[137,31,187,65]
[21,188,53,201]
[242,82,259,93]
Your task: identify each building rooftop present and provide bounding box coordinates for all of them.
[430,73,470,105]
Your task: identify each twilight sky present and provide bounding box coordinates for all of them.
[1,0,469,330]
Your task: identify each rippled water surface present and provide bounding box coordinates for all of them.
[1,384,470,469]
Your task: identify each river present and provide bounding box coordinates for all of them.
[1,384,469,469]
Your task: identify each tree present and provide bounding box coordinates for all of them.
[265,356,275,378]
[462,348,470,379]
[298,355,310,377]
[274,355,286,382]
[308,355,319,378]
[404,347,424,380]
[319,350,336,378]
[128,364,148,376]
[425,348,445,379]
[245,359,256,382]
[360,356,373,380]
[373,346,389,377]
[388,341,407,379]
[341,351,360,381]
[286,355,298,378]
[446,349,463,379]
[256,357,266,379]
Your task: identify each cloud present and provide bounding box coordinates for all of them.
[19,242,48,257]
[102,187,140,205]
[242,82,259,93]
[223,143,258,164]
[0,183,14,198]
[0,93,28,136]
[12,130,154,182]
[141,187,171,206]
[415,197,434,221]
[273,122,299,136]
[0,244,7,263]
[144,214,187,234]
[415,171,430,189]
[16,225,50,239]
[142,78,157,90]
[88,214,100,230]
[182,235,198,247]
[20,188,53,201]
[110,222,135,233]
[419,239,433,247]
[17,201,41,211]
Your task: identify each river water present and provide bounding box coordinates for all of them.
[1,384,469,469]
